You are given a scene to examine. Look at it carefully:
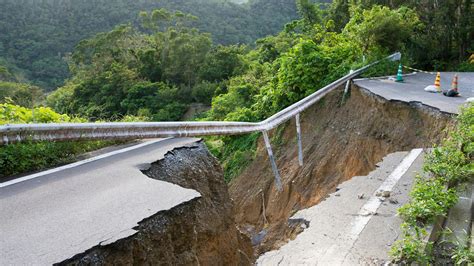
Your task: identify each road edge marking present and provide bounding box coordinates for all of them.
[0,138,169,188]
[320,148,423,263]
[346,149,423,251]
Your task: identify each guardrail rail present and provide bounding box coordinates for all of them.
[0,53,401,190]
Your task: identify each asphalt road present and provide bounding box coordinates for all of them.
[355,72,474,114]
[258,149,425,265]
[0,137,201,265]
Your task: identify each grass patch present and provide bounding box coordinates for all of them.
[0,140,116,178]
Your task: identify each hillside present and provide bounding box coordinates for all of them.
[0,0,298,90]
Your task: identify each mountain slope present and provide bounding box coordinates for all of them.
[0,0,298,90]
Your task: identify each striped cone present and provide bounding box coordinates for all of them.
[434,72,441,92]
[395,64,404,82]
[443,74,460,97]
[451,74,459,92]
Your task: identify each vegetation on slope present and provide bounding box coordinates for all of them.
[47,10,247,121]
[390,103,474,264]
[0,103,149,178]
[0,0,298,90]
[0,104,109,177]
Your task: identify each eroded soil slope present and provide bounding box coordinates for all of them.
[60,142,253,265]
[229,85,456,254]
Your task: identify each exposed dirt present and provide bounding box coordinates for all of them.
[60,142,253,265]
[229,85,456,255]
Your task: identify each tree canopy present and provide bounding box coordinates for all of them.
[0,0,298,90]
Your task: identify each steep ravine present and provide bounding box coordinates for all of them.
[59,142,253,265]
[229,84,456,255]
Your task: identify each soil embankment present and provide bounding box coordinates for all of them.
[59,142,253,265]
[229,84,456,255]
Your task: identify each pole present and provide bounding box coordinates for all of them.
[295,114,303,166]
[262,130,282,191]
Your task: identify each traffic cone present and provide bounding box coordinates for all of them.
[451,74,458,92]
[443,74,460,97]
[395,64,404,82]
[434,72,441,92]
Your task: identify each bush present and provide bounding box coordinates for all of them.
[398,176,457,225]
[206,133,260,183]
[0,103,77,124]
[191,81,218,104]
[0,104,114,179]
[423,146,471,186]
[0,140,111,178]
[0,82,44,108]
[390,223,432,264]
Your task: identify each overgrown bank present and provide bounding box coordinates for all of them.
[0,104,114,178]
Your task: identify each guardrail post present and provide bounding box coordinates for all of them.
[295,114,303,166]
[341,69,354,105]
[262,130,282,191]
[344,69,354,95]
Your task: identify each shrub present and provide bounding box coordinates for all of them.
[451,241,474,265]
[398,176,457,225]
[0,104,114,179]
[423,146,471,186]
[390,223,432,264]
[191,81,218,104]
[206,133,260,183]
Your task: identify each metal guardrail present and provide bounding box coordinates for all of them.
[0,52,401,190]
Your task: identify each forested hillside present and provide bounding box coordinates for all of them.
[0,0,298,90]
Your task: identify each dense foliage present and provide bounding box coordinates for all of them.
[0,104,114,178]
[391,103,474,264]
[47,10,248,121]
[203,2,422,179]
[0,81,44,108]
[330,0,474,70]
[0,0,298,90]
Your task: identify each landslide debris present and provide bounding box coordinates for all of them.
[229,85,456,255]
[59,141,253,265]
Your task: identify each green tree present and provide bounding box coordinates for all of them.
[0,82,44,108]
[199,45,247,82]
[343,5,420,55]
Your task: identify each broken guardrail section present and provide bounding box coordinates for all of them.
[0,53,401,191]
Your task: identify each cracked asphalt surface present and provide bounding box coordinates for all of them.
[0,138,201,265]
[355,72,474,114]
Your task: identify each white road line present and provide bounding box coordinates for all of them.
[0,138,168,188]
[321,148,423,263]
[348,148,423,243]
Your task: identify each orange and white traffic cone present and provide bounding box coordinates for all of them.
[434,72,441,92]
[443,74,460,97]
[451,74,458,92]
